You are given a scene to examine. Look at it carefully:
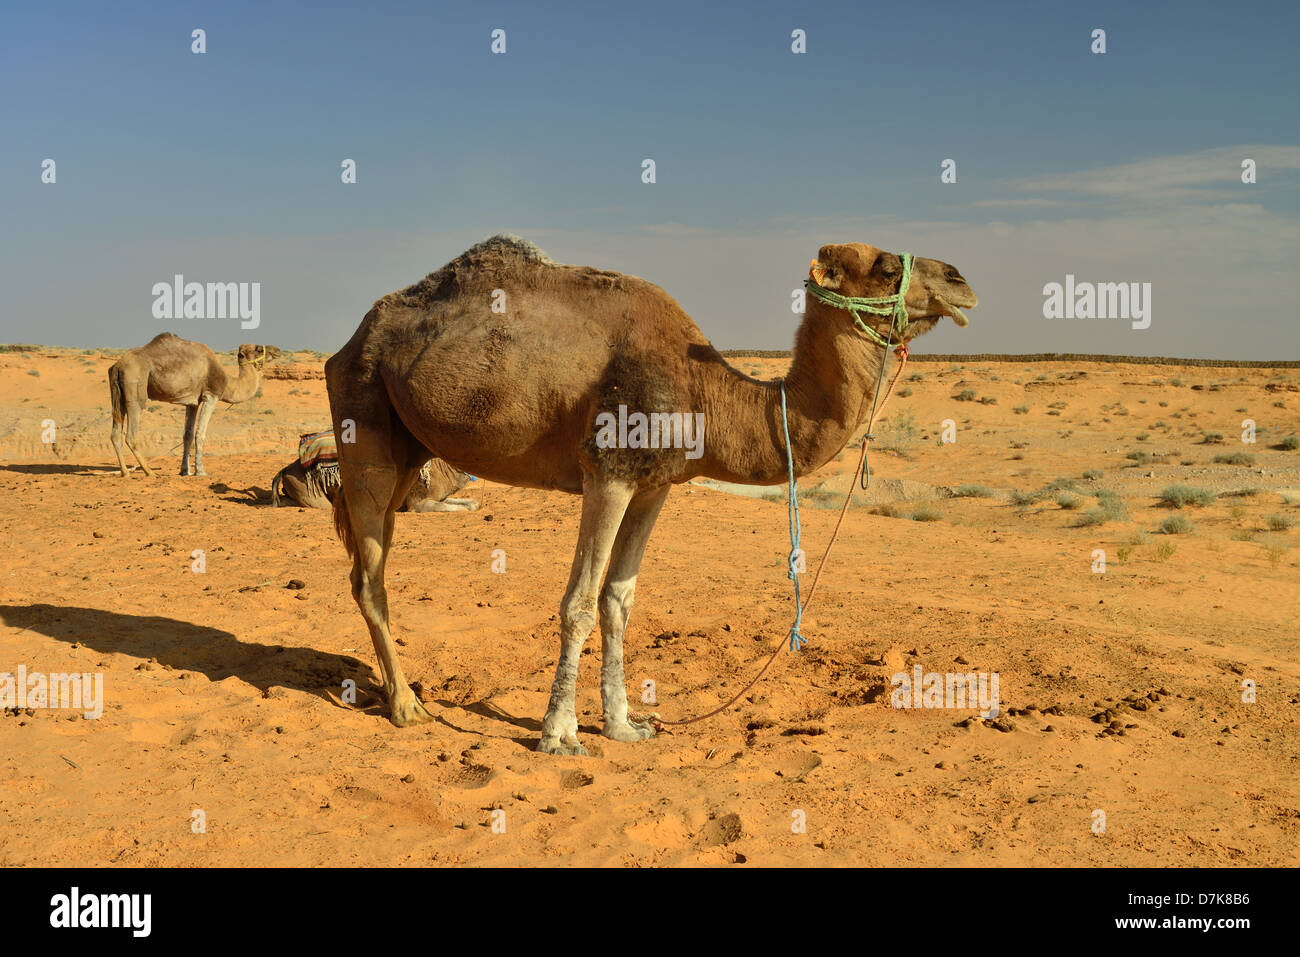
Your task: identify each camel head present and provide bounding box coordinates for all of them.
[237,344,282,369]
[808,243,978,342]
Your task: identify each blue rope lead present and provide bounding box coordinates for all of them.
[779,383,807,652]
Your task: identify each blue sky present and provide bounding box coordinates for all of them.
[1,0,1297,357]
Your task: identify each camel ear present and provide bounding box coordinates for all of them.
[809,259,829,285]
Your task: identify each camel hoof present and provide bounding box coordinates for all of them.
[390,696,434,727]
[602,719,656,743]
[535,737,588,756]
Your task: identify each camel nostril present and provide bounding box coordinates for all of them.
[945,270,964,283]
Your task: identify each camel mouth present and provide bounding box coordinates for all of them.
[933,295,971,327]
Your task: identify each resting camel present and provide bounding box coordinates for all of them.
[108,334,280,477]
[325,236,976,754]
[271,450,478,511]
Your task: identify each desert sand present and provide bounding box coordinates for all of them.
[1,346,1297,866]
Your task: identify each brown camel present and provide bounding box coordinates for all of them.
[271,453,478,512]
[325,236,976,754]
[108,334,281,477]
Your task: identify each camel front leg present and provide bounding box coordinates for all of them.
[538,474,635,756]
[192,395,217,476]
[179,405,198,475]
[599,484,670,742]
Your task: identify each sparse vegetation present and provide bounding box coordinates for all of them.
[953,389,976,402]
[1010,489,1041,506]
[1159,485,1216,508]
[1081,469,1103,481]
[1013,404,1028,414]
[1156,541,1177,561]
[1160,515,1192,535]
[953,484,996,498]
[1213,452,1254,465]
[1055,492,1082,510]
[1279,435,1300,451]
[1266,514,1294,531]
[909,507,942,522]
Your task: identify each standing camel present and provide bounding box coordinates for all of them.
[108,334,280,477]
[325,236,976,754]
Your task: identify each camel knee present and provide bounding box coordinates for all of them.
[559,594,597,639]
[598,579,635,630]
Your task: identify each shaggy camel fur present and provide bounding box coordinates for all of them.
[109,334,281,477]
[325,236,976,754]
[271,454,478,512]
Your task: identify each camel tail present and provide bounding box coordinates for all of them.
[270,464,288,507]
[333,485,357,559]
[108,364,125,424]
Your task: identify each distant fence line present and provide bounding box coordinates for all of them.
[719,350,1300,368]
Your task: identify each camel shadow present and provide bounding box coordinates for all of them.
[432,697,603,751]
[208,481,273,506]
[0,463,120,476]
[0,604,378,705]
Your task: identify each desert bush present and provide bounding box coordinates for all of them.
[1213,452,1254,465]
[1081,469,1103,481]
[953,389,976,402]
[1279,435,1300,451]
[1160,515,1192,535]
[1043,477,1082,493]
[1013,405,1028,414]
[1156,542,1177,561]
[1055,492,1082,510]
[910,507,942,522]
[1010,489,1041,506]
[1159,485,1216,508]
[1267,513,1294,531]
[953,484,995,498]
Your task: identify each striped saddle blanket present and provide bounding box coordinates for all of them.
[298,429,337,470]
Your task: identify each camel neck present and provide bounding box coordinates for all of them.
[691,306,889,485]
[223,360,262,403]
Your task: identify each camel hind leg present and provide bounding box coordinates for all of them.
[330,404,429,725]
[122,386,153,477]
[109,367,153,477]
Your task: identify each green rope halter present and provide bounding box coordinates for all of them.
[804,252,915,348]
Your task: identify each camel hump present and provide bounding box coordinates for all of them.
[146,332,186,347]
[380,234,559,311]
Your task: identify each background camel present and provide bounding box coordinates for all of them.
[325,236,976,754]
[272,450,478,511]
[108,334,280,477]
